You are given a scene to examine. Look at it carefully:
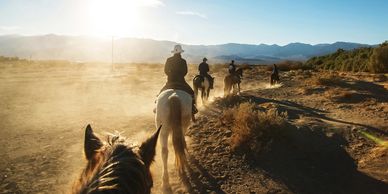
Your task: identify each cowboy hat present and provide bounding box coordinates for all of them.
[171,45,184,54]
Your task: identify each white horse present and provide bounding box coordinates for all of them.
[193,75,212,105]
[155,89,192,190]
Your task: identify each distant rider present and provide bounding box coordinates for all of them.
[159,45,198,119]
[198,57,214,89]
[270,64,280,85]
[272,64,279,80]
[228,60,236,75]
[272,64,279,76]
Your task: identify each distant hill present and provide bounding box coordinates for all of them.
[0,34,372,64]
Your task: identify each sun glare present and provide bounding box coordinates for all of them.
[87,0,143,37]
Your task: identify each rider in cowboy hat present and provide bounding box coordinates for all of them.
[198,57,214,89]
[160,45,198,118]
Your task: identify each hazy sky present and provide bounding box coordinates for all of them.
[0,0,387,45]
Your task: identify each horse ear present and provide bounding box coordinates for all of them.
[139,125,162,167]
[84,124,102,160]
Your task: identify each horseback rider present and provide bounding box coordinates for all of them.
[159,45,198,118]
[228,60,241,83]
[228,60,236,75]
[273,64,279,75]
[272,64,279,80]
[270,64,280,85]
[198,57,214,89]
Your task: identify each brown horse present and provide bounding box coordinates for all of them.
[193,75,212,105]
[270,64,280,86]
[72,125,161,194]
[224,68,243,96]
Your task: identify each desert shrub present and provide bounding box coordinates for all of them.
[216,95,244,108]
[226,102,288,156]
[308,74,343,86]
[369,42,388,73]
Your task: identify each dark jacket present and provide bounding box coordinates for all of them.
[165,54,188,83]
[199,62,209,76]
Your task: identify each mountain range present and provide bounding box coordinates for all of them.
[0,34,372,64]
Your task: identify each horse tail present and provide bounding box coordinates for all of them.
[168,95,187,174]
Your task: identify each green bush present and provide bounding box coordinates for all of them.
[369,42,388,73]
[304,46,376,72]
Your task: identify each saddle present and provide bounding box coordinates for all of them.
[162,82,191,93]
[193,75,205,83]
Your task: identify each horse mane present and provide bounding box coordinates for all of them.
[73,134,152,194]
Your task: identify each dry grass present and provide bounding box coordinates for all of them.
[324,89,358,103]
[223,102,288,156]
[216,95,244,108]
[308,74,343,86]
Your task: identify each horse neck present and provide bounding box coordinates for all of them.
[74,144,150,194]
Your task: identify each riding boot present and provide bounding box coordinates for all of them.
[210,77,214,89]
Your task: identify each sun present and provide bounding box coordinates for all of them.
[87,0,142,37]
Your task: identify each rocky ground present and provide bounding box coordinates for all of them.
[183,67,388,193]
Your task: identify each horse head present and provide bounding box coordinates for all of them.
[73,125,161,194]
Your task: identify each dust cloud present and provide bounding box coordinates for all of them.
[0,61,270,193]
[0,62,170,193]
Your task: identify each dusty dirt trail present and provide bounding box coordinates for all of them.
[1,62,387,193]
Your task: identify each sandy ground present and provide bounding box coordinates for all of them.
[0,62,387,193]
